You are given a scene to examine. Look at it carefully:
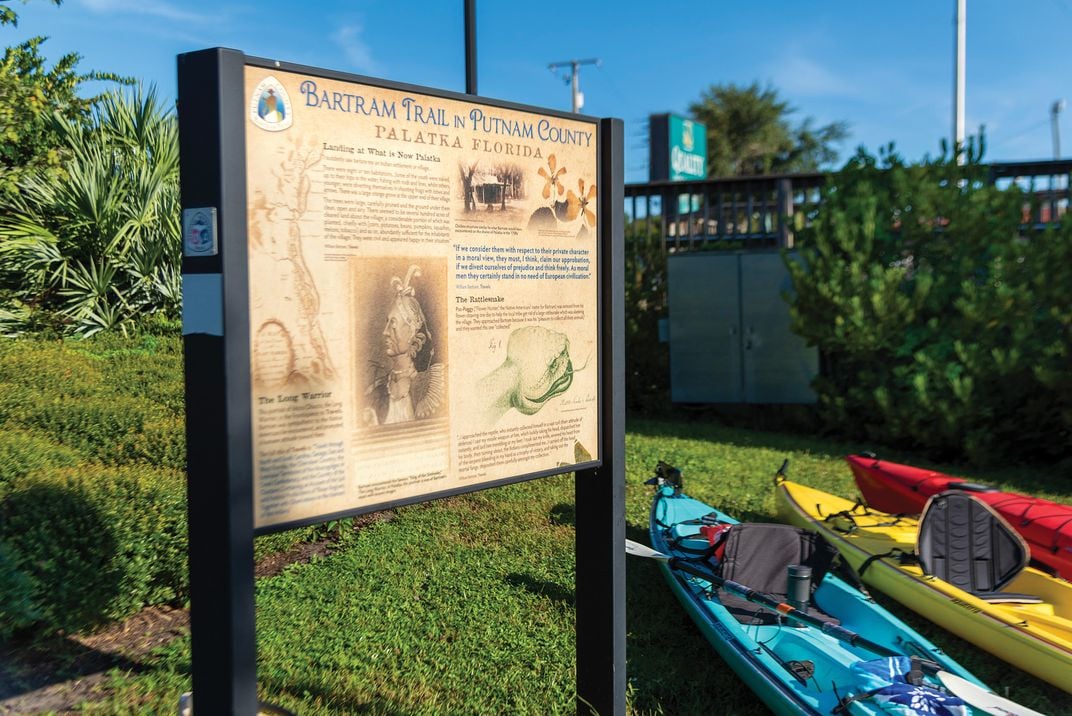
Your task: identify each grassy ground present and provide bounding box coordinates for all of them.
[37,415,1067,715]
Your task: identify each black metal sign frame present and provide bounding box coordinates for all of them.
[178,47,624,714]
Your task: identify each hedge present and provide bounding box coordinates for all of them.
[0,463,188,635]
[0,426,80,498]
[0,334,347,638]
[786,143,1072,464]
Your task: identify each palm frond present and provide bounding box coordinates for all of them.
[0,84,181,335]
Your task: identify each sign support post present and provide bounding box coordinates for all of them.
[179,48,258,715]
[575,117,625,716]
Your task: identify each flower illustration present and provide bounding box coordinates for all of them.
[566,178,597,227]
[538,154,566,200]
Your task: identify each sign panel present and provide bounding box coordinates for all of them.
[243,65,600,530]
[649,113,707,182]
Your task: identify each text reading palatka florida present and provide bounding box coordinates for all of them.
[374,125,544,158]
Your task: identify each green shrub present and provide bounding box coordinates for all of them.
[9,393,169,462]
[0,338,104,395]
[94,337,184,410]
[0,381,41,424]
[110,414,185,470]
[0,426,79,497]
[786,141,1071,463]
[0,86,180,336]
[0,334,183,411]
[625,218,670,413]
[0,539,39,639]
[0,463,187,634]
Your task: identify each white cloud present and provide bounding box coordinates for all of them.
[332,24,378,75]
[80,0,214,23]
[763,52,853,99]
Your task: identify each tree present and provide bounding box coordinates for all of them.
[1,0,61,28]
[458,160,479,212]
[786,138,1072,464]
[0,0,125,195]
[688,82,849,177]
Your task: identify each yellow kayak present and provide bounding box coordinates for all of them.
[775,477,1072,693]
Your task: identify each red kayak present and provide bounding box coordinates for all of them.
[847,454,1072,580]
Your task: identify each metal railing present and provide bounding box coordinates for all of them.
[626,159,1072,253]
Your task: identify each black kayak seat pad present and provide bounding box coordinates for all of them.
[716,523,840,626]
[917,491,1033,597]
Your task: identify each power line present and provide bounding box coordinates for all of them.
[989,117,1049,151]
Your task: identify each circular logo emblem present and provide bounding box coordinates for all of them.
[250,76,293,132]
[183,208,217,256]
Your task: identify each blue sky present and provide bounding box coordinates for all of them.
[8,0,1072,181]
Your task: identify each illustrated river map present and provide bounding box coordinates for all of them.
[243,65,601,530]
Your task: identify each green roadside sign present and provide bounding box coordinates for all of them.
[649,113,707,181]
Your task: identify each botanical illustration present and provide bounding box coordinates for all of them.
[527,154,597,237]
[476,325,576,426]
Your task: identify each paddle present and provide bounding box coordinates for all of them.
[934,673,1046,716]
[626,539,1044,716]
[625,539,902,658]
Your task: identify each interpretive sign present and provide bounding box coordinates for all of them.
[241,65,601,530]
[180,47,623,716]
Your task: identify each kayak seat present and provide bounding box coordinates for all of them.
[917,492,1030,596]
[716,523,840,626]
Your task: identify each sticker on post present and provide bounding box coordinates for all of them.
[183,207,218,257]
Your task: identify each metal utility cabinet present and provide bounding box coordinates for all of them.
[668,251,817,404]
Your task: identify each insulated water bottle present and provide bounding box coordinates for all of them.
[787,564,812,611]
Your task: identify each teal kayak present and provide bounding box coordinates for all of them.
[645,463,995,716]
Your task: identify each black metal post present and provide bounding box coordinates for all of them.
[464,0,477,94]
[178,47,258,715]
[575,117,625,716]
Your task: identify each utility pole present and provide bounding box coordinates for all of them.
[954,0,966,162]
[1051,100,1064,159]
[548,58,600,113]
[464,0,476,95]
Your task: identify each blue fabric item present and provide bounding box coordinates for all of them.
[850,657,970,716]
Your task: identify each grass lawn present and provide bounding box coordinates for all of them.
[37,415,1066,715]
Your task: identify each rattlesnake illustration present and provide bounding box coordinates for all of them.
[477,326,581,426]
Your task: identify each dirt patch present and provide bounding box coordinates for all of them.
[253,510,394,579]
[0,605,187,714]
[0,510,394,714]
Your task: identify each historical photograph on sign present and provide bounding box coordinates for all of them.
[354,258,448,427]
[244,65,600,529]
[458,161,528,219]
